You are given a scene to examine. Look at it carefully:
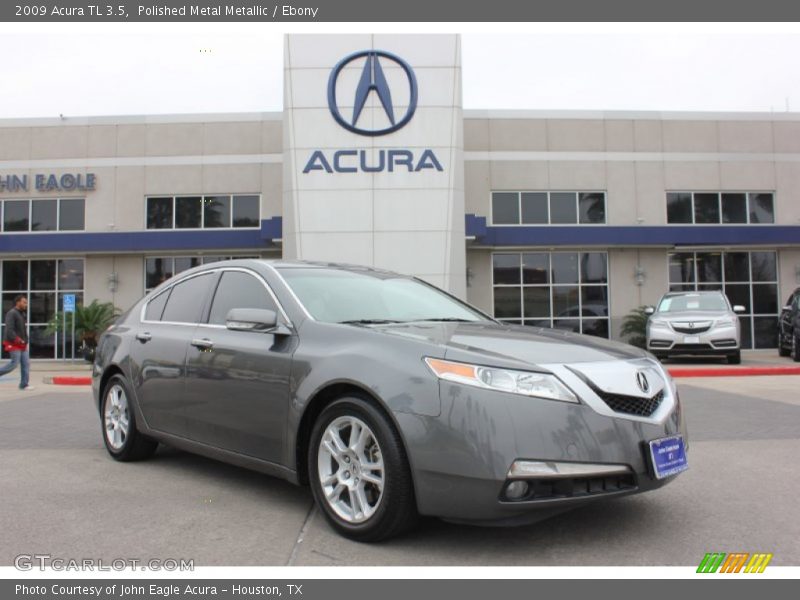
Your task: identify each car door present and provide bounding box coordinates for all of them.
[130,271,216,438]
[183,268,296,464]
[780,291,798,344]
[792,293,800,339]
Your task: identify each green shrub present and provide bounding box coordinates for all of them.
[620,306,650,349]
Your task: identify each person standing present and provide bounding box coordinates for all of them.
[0,295,34,390]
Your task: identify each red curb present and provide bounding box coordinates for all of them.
[45,376,92,386]
[668,366,800,378]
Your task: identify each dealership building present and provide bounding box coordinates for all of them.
[1,33,799,358]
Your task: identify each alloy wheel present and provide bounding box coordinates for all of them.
[104,384,130,450]
[317,416,385,523]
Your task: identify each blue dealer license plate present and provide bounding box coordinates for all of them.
[648,435,689,479]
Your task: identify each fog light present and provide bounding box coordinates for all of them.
[505,480,529,500]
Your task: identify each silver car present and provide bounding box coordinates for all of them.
[646,291,745,364]
[93,260,688,541]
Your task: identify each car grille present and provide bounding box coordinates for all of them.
[501,473,637,502]
[670,343,713,351]
[596,389,665,417]
[672,325,711,334]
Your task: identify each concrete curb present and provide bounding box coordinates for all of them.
[43,376,92,386]
[668,366,800,378]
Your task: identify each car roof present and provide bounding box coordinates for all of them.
[169,258,404,278]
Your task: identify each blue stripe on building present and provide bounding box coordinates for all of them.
[0,217,283,253]
[465,214,800,247]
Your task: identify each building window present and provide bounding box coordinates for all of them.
[666,192,774,224]
[492,251,610,338]
[146,195,261,230]
[144,255,260,294]
[491,191,606,225]
[668,251,779,349]
[0,258,84,359]
[0,198,85,232]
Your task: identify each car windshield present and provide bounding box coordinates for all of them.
[657,294,729,313]
[278,267,488,324]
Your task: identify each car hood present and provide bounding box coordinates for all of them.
[376,321,648,368]
[653,310,732,322]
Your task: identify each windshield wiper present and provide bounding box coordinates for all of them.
[337,319,407,325]
[411,318,476,323]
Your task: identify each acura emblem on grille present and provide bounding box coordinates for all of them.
[636,371,650,394]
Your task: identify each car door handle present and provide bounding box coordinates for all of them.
[191,338,214,350]
[135,332,152,343]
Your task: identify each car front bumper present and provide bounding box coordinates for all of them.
[398,378,687,524]
[647,323,739,356]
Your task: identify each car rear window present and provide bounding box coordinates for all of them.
[161,273,214,323]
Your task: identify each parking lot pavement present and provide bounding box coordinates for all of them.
[1,378,798,567]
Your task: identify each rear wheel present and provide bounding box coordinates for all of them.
[101,375,158,461]
[779,331,792,357]
[308,396,418,542]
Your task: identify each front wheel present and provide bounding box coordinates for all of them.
[308,396,418,542]
[727,351,741,365]
[793,335,800,363]
[101,375,158,461]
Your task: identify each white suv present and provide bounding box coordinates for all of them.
[646,291,745,364]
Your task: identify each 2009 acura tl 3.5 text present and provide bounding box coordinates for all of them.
[93,260,688,541]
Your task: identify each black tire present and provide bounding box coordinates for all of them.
[779,342,791,358]
[308,395,418,542]
[793,335,800,363]
[101,375,158,462]
[727,351,741,365]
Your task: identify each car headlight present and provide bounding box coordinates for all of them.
[649,319,669,328]
[424,357,578,403]
[715,318,736,327]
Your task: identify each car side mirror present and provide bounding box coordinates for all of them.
[226,308,281,332]
[644,306,655,315]
[733,305,746,314]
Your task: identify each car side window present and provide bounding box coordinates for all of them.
[161,273,214,324]
[144,289,171,321]
[207,271,279,326]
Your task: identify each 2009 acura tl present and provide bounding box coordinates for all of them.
[93,260,688,541]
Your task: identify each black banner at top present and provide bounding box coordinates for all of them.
[3,0,800,22]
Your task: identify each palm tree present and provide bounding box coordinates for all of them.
[46,300,121,360]
[620,306,650,349]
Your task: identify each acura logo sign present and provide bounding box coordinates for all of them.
[636,371,650,394]
[327,50,418,136]
[304,49,442,174]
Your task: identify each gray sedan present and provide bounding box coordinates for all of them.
[93,260,688,541]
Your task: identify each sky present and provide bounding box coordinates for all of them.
[2,28,800,118]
